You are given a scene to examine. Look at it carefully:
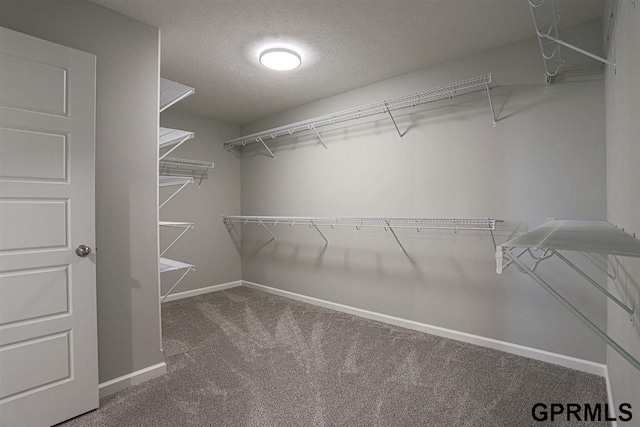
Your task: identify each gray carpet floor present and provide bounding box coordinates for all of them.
[61,286,609,426]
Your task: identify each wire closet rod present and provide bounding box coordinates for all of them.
[224,74,497,154]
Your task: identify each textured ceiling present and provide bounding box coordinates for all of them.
[91,0,603,124]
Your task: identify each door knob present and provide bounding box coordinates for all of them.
[75,244,91,257]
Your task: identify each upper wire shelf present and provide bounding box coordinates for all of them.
[224,74,497,157]
[160,157,214,185]
[160,78,195,112]
[529,0,615,82]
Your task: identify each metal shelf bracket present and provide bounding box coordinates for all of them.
[160,223,194,257]
[160,179,192,209]
[161,266,195,303]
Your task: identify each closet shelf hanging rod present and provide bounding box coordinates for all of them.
[224,74,497,151]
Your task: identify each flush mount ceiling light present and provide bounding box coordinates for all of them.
[259,48,301,71]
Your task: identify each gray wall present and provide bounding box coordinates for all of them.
[604,0,640,417]
[0,0,164,383]
[239,35,609,362]
[159,111,241,295]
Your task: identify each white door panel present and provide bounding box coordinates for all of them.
[0,26,98,427]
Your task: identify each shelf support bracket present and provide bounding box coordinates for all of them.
[257,137,276,159]
[258,219,277,242]
[504,249,640,371]
[161,267,194,303]
[498,247,529,272]
[485,82,497,127]
[385,220,407,254]
[579,252,616,281]
[160,225,194,257]
[539,33,615,68]
[553,250,633,316]
[160,138,190,161]
[309,125,328,149]
[160,181,191,209]
[310,220,328,245]
[489,229,497,250]
[385,103,406,141]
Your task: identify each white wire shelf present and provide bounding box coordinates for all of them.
[159,257,194,273]
[159,128,194,160]
[160,78,194,112]
[496,219,639,371]
[224,216,502,254]
[224,216,498,230]
[159,221,195,228]
[159,128,194,149]
[529,0,615,82]
[499,220,640,258]
[159,157,214,185]
[223,74,497,157]
[159,176,194,187]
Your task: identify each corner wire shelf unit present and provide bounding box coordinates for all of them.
[223,74,498,158]
[160,157,214,185]
[159,257,195,302]
[529,0,615,82]
[159,127,194,160]
[158,78,198,304]
[160,78,195,112]
[223,216,502,254]
[496,219,640,371]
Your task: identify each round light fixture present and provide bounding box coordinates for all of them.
[259,48,301,71]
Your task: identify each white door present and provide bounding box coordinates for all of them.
[0,27,98,426]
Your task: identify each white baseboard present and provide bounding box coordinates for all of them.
[98,362,167,398]
[162,280,243,303]
[242,280,607,377]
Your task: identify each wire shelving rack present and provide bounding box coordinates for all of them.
[224,74,497,158]
[529,0,615,82]
[224,216,503,254]
[160,157,214,185]
[496,219,640,371]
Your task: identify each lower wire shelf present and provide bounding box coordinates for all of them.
[224,215,503,255]
[159,257,195,302]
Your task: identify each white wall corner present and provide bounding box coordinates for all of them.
[98,362,167,399]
